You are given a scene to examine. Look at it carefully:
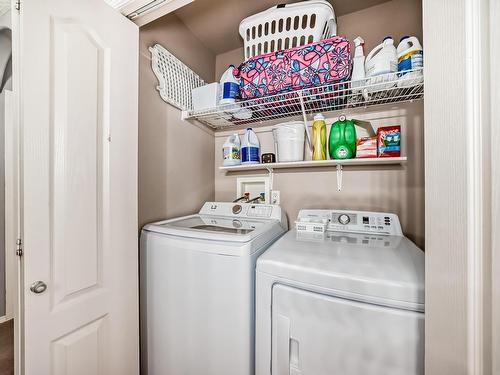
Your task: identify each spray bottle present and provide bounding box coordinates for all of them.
[351,36,366,92]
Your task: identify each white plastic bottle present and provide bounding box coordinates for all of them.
[219,65,240,105]
[222,134,241,166]
[365,36,398,90]
[397,36,423,87]
[365,36,398,77]
[351,36,366,92]
[241,128,260,164]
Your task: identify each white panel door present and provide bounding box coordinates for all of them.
[20,1,139,374]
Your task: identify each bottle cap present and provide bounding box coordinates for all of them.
[314,113,325,121]
[383,36,393,42]
[354,36,365,46]
[400,36,410,42]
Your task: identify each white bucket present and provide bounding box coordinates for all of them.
[273,121,305,162]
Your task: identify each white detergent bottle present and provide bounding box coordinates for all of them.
[397,36,423,87]
[365,36,398,77]
[241,128,260,164]
[365,36,398,90]
[222,134,241,166]
[219,65,240,105]
[351,36,366,92]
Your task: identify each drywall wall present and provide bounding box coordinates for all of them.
[174,0,392,55]
[213,0,424,247]
[214,103,424,247]
[215,0,422,79]
[139,13,215,227]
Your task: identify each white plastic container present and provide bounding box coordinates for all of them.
[223,134,241,166]
[397,36,423,87]
[239,0,336,60]
[241,128,260,164]
[273,121,305,162]
[351,36,366,92]
[219,65,239,105]
[192,82,220,111]
[365,36,398,90]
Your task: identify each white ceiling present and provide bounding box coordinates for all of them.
[173,0,391,54]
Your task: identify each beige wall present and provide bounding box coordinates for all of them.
[215,0,423,80]
[139,14,216,227]
[213,0,424,247]
[214,103,424,248]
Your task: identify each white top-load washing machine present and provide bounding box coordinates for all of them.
[255,209,424,375]
[140,202,287,375]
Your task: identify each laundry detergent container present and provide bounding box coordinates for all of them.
[273,122,305,162]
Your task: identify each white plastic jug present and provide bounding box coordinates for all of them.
[241,128,260,164]
[219,65,240,105]
[365,36,398,90]
[397,36,423,87]
[273,121,305,162]
[365,37,398,77]
[222,134,241,166]
[397,36,423,72]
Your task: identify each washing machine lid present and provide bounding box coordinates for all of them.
[257,229,425,311]
[143,214,279,243]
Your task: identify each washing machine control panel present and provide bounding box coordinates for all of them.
[199,202,283,221]
[247,205,273,218]
[296,210,403,236]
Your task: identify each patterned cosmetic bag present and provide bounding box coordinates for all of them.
[238,36,351,100]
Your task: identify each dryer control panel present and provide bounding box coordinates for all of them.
[296,209,403,236]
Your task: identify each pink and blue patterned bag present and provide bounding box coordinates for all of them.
[238,36,351,100]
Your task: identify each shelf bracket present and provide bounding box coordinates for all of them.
[336,164,343,192]
[265,166,274,191]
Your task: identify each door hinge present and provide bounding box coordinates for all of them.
[16,238,23,257]
[15,0,20,11]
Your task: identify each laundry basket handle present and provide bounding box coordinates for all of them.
[327,16,337,37]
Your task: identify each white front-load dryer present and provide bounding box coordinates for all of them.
[256,209,424,375]
[140,202,287,375]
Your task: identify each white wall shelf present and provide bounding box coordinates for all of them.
[183,69,423,130]
[220,157,407,192]
[220,157,407,172]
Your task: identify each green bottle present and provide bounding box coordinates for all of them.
[329,116,357,159]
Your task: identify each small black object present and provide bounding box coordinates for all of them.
[262,153,276,163]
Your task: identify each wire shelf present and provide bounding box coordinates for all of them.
[183,68,424,129]
[150,44,205,111]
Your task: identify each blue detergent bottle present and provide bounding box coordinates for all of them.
[241,128,260,164]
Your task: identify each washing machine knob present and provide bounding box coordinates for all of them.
[338,214,350,225]
[232,205,242,214]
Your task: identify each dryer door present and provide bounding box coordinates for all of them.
[271,285,424,375]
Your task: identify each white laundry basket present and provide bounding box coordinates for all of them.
[273,121,306,162]
[239,0,337,60]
